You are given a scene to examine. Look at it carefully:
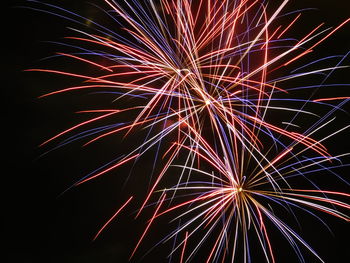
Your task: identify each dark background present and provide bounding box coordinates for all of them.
[5,0,350,262]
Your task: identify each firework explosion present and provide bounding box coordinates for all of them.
[25,0,349,262]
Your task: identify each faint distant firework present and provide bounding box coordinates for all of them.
[27,0,350,262]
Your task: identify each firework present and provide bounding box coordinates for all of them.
[27,0,350,262]
[143,125,350,262]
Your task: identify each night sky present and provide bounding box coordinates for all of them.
[6,0,350,262]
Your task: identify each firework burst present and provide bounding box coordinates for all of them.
[148,125,350,262]
[26,0,350,262]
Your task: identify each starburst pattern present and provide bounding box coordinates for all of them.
[27,0,350,262]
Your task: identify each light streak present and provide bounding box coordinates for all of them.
[93,196,134,241]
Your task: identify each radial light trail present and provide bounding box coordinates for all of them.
[27,0,350,262]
